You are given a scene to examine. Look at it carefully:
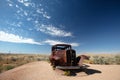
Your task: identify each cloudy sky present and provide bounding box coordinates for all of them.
[0,0,120,54]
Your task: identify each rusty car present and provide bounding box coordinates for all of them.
[49,44,89,69]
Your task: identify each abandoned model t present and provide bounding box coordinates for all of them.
[49,44,89,69]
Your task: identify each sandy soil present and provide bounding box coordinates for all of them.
[0,61,120,80]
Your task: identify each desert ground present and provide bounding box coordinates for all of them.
[0,61,120,80]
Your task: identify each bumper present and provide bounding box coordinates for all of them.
[56,66,82,69]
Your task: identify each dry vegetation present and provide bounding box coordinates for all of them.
[0,53,120,74]
[0,53,49,73]
[83,53,120,65]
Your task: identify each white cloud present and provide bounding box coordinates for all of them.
[18,0,31,7]
[17,22,22,27]
[8,3,13,6]
[7,0,14,7]
[44,39,65,45]
[70,43,79,47]
[6,21,22,27]
[16,4,19,8]
[18,0,24,3]
[27,18,32,21]
[43,14,51,19]
[36,8,51,19]
[24,2,31,7]
[24,11,28,16]
[36,9,43,14]
[37,24,72,37]
[16,10,21,13]
[44,39,79,47]
[35,20,39,24]
[0,31,78,46]
[31,3,35,8]
[0,31,41,45]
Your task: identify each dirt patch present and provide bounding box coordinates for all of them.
[0,61,120,80]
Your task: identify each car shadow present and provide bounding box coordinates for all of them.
[68,68,102,76]
[64,65,102,76]
[85,68,102,75]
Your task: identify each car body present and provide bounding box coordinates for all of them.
[49,44,89,69]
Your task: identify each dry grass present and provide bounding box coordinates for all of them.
[82,53,120,65]
[0,53,49,73]
[0,53,120,73]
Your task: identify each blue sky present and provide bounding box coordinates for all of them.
[0,0,120,54]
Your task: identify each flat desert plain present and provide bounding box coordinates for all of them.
[0,61,120,80]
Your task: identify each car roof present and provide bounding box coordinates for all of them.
[52,44,71,47]
[51,44,72,51]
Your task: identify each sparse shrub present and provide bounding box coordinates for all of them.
[28,56,34,61]
[106,57,114,64]
[88,60,94,64]
[0,54,49,73]
[114,55,120,64]
[37,58,41,61]
[0,66,3,73]
[5,65,15,70]
[11,57,17,62]
[17,62,26,66]
[0,56,3,61]
[93,56,111,64]
[91,55,120,65]
[93,56,99,64]
[52,65,56,70]
[64,70,71,76]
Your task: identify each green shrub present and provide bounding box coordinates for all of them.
[5,65,15,70]
[64,70,71,76]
